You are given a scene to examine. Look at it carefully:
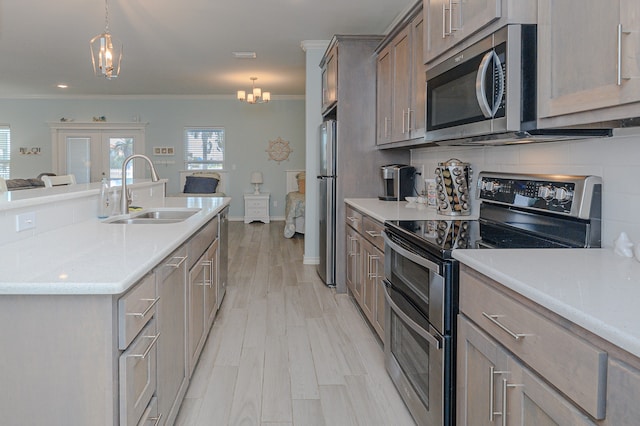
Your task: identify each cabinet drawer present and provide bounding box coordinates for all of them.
[459,268,607,419]
[119,273,157,349]
[362,216,384,251]
[120,319,158,426]
[345,205,362,232]
[246,207,267,216]
[187,217,218,269]
[246,199,267,208]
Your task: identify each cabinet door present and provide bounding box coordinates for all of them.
[391,27,412,143]
[156,249,188,425]
[538,0,640,123]
[205,238,219,328]
[188,255,206,376]
[346,226,362,303]
[377,46,393,145]
[457,315,509,426]
[410,13,426,139]
[425,0,501,64]
[321,46,338,113]
[360,238,377,324]
[507,358,596,426]
[604,358,640,426]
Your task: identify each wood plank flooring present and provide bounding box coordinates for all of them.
[175,222,416,426]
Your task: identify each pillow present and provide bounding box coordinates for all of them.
[296,172,306,194]
[183,176,219,193]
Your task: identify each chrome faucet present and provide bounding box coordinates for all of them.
[119,154,160,214]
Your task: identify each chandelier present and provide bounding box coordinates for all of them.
[237,77,271,104]
[89,0,123,80]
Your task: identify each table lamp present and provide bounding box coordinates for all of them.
[250,171,263,194]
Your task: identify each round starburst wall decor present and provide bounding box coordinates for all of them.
[266,137,292,164]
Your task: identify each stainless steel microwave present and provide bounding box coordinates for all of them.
[426,24,535,143]
[425,24,610,145]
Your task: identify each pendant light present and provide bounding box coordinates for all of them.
[237,77,271,104]
[90,0,123,80]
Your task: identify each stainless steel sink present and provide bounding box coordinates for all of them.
[105,208,201,224]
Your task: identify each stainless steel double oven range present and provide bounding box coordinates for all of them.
[382,172,602,425]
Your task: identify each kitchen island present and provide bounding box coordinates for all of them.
[0,181,230,425]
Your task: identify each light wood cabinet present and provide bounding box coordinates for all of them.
[424,0,501,64]
[376,4,425,145]
[458,264,640,426]
[537,0,640,127]
[344,204,385,340]
[155,247,189,426]
[457,316,596,426]
[321,45,338,114]
[346,225,362,304]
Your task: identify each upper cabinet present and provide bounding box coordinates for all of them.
[321,45,338,115]
[537,0,640,128]
[424,0,536,65]
[376,3,426,146]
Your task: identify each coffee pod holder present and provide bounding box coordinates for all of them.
[435,158,472,216]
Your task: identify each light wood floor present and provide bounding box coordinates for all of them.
[174,221,416,426]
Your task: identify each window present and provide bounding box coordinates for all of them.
[0,126,10,179]
[184,127,224,170]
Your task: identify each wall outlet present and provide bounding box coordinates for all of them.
[16,212,36,232]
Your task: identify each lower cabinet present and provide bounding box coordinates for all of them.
[155,247,189,426]
[457,316,596,426]
[458,264,640,426]
[345,204,385,341]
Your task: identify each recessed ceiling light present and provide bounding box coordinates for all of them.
[57,84,68,89]
[232,51,257,59]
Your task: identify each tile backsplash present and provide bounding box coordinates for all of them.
[411,128,640,248]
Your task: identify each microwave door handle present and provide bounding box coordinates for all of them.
[475,50,503,118]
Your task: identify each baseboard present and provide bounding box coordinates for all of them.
[303,255,319,265]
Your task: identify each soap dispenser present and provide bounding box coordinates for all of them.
[98,175,110,219]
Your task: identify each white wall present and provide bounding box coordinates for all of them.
[1,96,305,219]
[301,41,329,264]
[411,128,640,248]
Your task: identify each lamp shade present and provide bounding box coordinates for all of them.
[250,172,263,184]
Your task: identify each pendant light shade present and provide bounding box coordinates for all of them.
[90,0,122,80]
[237,77,271,104]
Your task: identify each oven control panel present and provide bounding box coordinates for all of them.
[476,172,602,218]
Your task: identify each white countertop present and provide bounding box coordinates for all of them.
[0,196,230,295]
[453,249,640,359]
[344,198,479,222]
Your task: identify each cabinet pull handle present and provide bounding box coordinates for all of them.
[165,256,187,268]
[347,216,359,223]
[365,230,381,238]
[126,297,160,318]
[127,333,160,360]
[384,117,390,138]
[368,254,380,279]
[401,110,407,134]
[148,413,163,426]
[617,24,634,85]
[482,312,532,340]
[442,4,447,38]
[489,366,510,422]
[407,108,413,132]
[448,0,454,35]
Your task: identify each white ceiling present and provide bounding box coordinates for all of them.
[0,0,415,98]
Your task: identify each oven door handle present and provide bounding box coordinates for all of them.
[383,281,442,350]
[383,231,441,274]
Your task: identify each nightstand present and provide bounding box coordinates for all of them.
[244,193,270,224]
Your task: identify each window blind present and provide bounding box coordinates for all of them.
[184,127,224,170]
[0,127,10,178]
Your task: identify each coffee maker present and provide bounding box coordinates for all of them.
[379,164,416,201]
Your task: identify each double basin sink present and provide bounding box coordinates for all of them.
[105,208,201,224]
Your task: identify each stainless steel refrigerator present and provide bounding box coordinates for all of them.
[317,119,337,286]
